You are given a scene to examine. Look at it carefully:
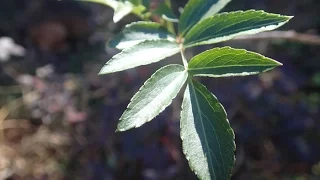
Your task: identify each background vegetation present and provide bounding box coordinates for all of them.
[0,0,319,179]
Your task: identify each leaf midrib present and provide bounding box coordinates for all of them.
[187,11,262,41]
[188,64,277,70]
[130,71,185,119]
[189,80,220,179]
[185,19,286,45]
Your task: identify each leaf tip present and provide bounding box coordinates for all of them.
[287,15,294,19]
[282,15,294,23]
[274,60,283,66]
[116,125,127,132]
[98,68,108,75]
[113,18,120,23]
[115,128,123,132]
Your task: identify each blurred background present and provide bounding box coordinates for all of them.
[0,0,319,179]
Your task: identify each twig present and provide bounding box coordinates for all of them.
[231,30,320,45]
[180,44,188,68]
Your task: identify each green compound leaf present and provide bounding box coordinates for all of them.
[109,21,175,49]
[188,47,282,77]
[181,79,235,180]
[179,0,231,35]
[117,64,188,131]
[99,40,179,74]
[184,10,293,47]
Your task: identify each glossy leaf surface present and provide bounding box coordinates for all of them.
[184,10,292,47]
[109,22,175,49]
[179,0,231,35]
[188,47,282,77]
[181,80,235,180]
[99,40,179,74]
[117,64,187,131]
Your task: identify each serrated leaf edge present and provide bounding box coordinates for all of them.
[108,21,176,49]
[180,80,236,179]
[179,0,231,35]
[187,46,282,77]
[200,0,232,21]
[184,10,293,47]
[189,47,283,66]
[99,40,180,75]
[116,64,187,131]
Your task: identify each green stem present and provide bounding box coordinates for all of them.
[180,44,188,69]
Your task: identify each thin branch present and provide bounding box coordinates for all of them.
[179,44,188,68]
[230,30,320,45]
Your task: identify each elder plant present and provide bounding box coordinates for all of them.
[83,0,292,179]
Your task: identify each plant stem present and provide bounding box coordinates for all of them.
[179,44,188,69]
